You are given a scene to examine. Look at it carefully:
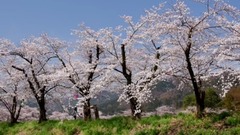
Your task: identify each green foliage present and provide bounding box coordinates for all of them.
[140,114,171,127]
[0,122,8,135]
[205,88,222,108]
[211,111,231,122]
[183,93,196,108]
[226,127,240,135]
[135,129,160,135]
[1,113,240,135]
[225,114,240,126]
[182,87,222,108]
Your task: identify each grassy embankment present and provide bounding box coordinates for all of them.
[0,112,240,135]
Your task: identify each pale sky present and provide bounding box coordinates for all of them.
[0,0,239,43]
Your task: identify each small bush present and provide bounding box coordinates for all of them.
[225,116,240,126]
[211,111,231,122]
[183,94,196,108]
[205,88,222,108]
[182,88,221,109]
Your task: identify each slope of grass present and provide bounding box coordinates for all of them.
[1,112,240,135]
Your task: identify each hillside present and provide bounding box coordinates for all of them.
[1,112,240,135]
[93,80,190,115]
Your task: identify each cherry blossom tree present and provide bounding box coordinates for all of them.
[8,35,65,123]
[0,107,9,122]
[48,25,111,121]
[0,39,26,124]
[216,11,240,92]
[144,0,240,117]
[1,0,239,122]
[99,12,170,119]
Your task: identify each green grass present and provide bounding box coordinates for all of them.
[1,112,240,135]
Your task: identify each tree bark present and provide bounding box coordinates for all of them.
[196,91,205,118]
[81,45,101,121]
[83,99,91,121]
[121,44,142,119]
[10,114,18,124]
[186,55,205,117]
[130,97,141,119]
[9,96,22,124]
[38,95,47,123]
[92,105,100,120]
[185,28,205,118]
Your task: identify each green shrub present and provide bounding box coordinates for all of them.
[222,127,240,135]
[183,94,196,108]
[205,88,222,108]
[225,116,240,126]
[211,111,231,122]
[183,87,221,108]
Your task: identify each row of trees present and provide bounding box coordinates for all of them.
[1,0,240,123]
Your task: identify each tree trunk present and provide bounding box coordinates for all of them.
[92,105,100,120]
[9,96,22,124]
[10,106,22,124]
[185,31,205,118]
[195,90,205,118]
[10,96,18,124]
[186,55,205,118]
[83,99,91,121]
[121,44,142,119]
[38,97,47,123]
[130,97,141,119]
[10,113,18,124]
